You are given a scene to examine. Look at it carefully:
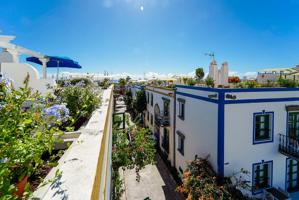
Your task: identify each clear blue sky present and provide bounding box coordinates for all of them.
[1,0,299,76]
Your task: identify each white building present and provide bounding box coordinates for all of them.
[0,35,55,95]
[174,85,299,198]
[257,66,299,83]
[208,60,229,87]
[144,86,175,167]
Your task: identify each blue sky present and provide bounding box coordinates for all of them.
[1,0,299,77]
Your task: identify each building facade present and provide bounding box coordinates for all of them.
[175,85,299,197]
[144,86,176,167]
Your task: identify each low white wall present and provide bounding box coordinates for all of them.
[1,63,55,95]
[32,86,113,200]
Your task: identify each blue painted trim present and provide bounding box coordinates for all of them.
[252,160,273,195]
[252,111,274,145]
[217,91,225,177]
[176,84,299,92]
[225,97,299,104]
[223,87,299,92]
[176,91,219,104]
[176,84,219,92]
[176,86,299,104]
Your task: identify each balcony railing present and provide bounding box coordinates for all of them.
[279,134,299,160]
[155,112,170,127]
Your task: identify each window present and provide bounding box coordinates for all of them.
[151,114,153,125]
[252,161,272,194]
[253,112,273,144]
[147,92,149,104]
[288,112,299,139]
[287,159,299,192]
[177,131,185,155]
[147,111,149,121]
[178,98,185,120]
[163,98,170,117]
[151,93,153,106]
[162,128,169,153]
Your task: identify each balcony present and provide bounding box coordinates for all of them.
[155,112,170,127]
[279,134,299,160]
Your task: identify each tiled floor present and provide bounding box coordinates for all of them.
[121,154,184,200]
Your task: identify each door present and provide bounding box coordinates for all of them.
[288,112,299,138]
[287,159,299,192]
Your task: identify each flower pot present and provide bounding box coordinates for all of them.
[15,176,28,197]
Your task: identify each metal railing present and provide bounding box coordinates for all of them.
[154,112,170,127]
[279,134,299,159]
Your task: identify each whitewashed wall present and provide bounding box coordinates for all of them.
[224,90,299,194]
[1,63,55,95]
[175,87,218,174]
[145,86,175,166]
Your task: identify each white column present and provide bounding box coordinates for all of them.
[39,58,48,79]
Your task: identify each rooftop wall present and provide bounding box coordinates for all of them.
[32,85,114,200]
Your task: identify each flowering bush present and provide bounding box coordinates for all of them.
[228,76,241,84]
[177,156,251,200]
[44,104,69,121]
[54,80,100,130]
[0,75,63,199]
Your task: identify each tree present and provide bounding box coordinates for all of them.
[124,90,133,111]
[126,76,131,83]
[195,67,205,81]
[205,76,215,88]
[119,78,126,87]
[133,90,147,113]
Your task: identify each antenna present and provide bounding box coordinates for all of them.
[205,52,215,61]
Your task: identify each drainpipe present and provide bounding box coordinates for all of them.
[173,88,177,168]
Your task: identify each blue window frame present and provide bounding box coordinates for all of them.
[252,160,273,194]
[286,158,299,192]
[253,111,274,144]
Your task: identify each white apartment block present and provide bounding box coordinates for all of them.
[130,83,299,198]
[144,86,175,167]
[175,85,299,198]
[208,60,229,87]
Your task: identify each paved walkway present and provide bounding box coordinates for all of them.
[121,154,184,200]
[114,97,183,200]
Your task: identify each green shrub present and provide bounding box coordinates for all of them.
[70,78,93,87]
[278,77,297,88]
[205,77,215,88]
[186,78,196,86]
[245,80,258,88]
[54,85,100,130]
[0,77,63,199]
